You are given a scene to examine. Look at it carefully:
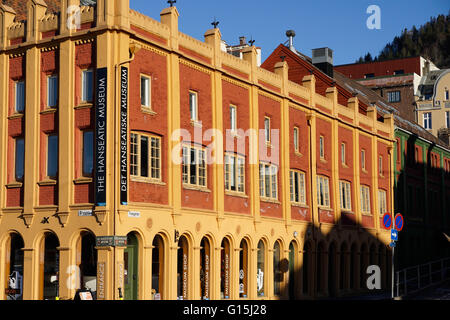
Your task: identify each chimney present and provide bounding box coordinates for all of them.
[239,36,247,45]
[286,30,296,53]
[312,47,334,78]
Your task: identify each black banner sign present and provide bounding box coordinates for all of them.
[120,66,128,205]
[95,67,107,206]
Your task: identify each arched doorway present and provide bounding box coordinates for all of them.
[177,235,189,300]
[152,234,165,300]
[220,238,231,299]
[273,241,282,297]
[328,242,337,297]
[288,241,298,299]
[200,237,211,300]
[256,240,266,297]
[5,233,24,300]
[78,232,97,297]
[302,241,311,297]
[40,232,60,300]
[124,233,139,300]
[239,239,249,298]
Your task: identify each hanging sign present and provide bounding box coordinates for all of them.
[95,67,108,206]
[120,66,128,205]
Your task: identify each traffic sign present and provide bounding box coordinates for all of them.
[391,229,398,241]
[382,213,392,230]
[389,242,396,248]
[394,213,404,231]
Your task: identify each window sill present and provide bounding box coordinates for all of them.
[342,163,349,168]
[40,108,57,115]
[319,158,327,163]
[265,142,272,148]
[8,113,24,120]
[291,202,308,208]
[141,107,157,116]
[38,179,57,186]
[74,177,93,184]
[318,206,333,212]
[190,120,202,128]
[260,197,280,204]
[6,182,23,189]
[362,169,368,174]
[130,176,165,185]
[294,151,303,157]
[75,103,93,110]
[225,191,248,198]
[340,210,354,214]
[183,184,210,192]
[361,212,373,216]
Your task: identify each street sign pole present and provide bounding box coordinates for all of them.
[391,244,394,299]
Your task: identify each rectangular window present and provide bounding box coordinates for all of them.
[141,75,151,108]
[379,156,383,176]
[388,91,401,103]
[15,137,25,181]
[423,112,432,129]
[259,162,278,200]
[364,73,375,78]
[230,105,237,132]
[15,81,25,113]
[47,134,58,178]
[446,111,450,129]
[361,149,366,170]
[394,70,404,75]
[445,90,449,101]
[189,91,198,121]
[341,143,346,165]
[225,153,245,193]
[182,144,207,187]
[290,170,306,205]
[82,130,94,177]
[47,75,58,108]
[319,136,324,159]
[130,133,161,181]
[339,181,352,211]
[378,189,387,216]
[264,117,271,143]
[316,175,330,207]
[360,185,371,215]
[293,127,299,152]
[81,70,93,103]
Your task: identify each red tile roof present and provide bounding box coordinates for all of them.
[2,0,61,21]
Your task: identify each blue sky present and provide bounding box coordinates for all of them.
[130,0,449,66]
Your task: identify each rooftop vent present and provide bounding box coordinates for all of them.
[311,47,334,78]
[286,30,296,53]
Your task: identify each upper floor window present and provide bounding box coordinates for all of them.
[445,89,449,101]
[224,153,245,193]
[360,185,371,215]
[47,134,58,179]
[378,156,383,176]
[82,130,94,177]
[141,75,151,108]
[189,91,198,122]
[319,136,325,159]
[290,170,306,205]
[130,132,161,181]
[15,137,25,181]
[361,149,366,170]
[182,144,206,187]
[378,189,387,216]
[15,81,25,113]
[293,127,299,152]
[394,70,404,75]
[228,105,237,133]
[316,175,330,208]
[339,180,352,211]
[388,91,401,103]
[341,143,346,165]
[81,70,94,103]
[423,112,432,130]
[364,73,375,78]
[264,117,271,143]
[47,75,58,108]
[259,162,278,200]
[446,111,450,129]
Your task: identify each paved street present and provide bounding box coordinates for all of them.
[407,280,450,300]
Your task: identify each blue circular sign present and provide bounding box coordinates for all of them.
[382,213,392,230]
[394,213,404,231]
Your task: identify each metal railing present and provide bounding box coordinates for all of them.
[395,257,450,297]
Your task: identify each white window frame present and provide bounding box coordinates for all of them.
[47,75,58,108]
[290,170,306,205]
[189,91,198,122]
[361,149,366,170]
[316,175,330,208]
[81,69,94,103]
[388,91,401,103]
[319,136,325,159]
[360,185,371,215]
[264,117,271,143]
[15,80,25,113]
[378,189,387,216]
[224,153,245,194]
[339,180,352,211]
[423,112,432,130]
[259,162,278,200]
[182,144,207,188]
[230,105,237,133]
[141,74,151,108]
[341,143,346,165]
[130,132,162,181]
[379,155,383,176]
[293,127,299,152]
